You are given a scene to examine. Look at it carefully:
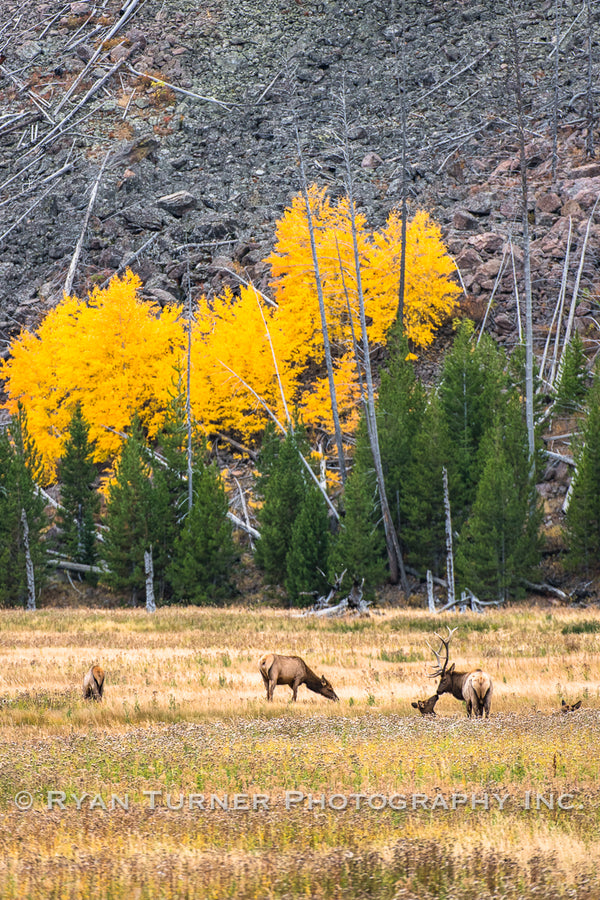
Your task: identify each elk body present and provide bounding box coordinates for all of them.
[428,628,493,718]
[259,653,339,702]
[83,665,105,701]
[411,695,439,716]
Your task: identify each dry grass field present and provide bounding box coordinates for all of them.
[0,605,599,899]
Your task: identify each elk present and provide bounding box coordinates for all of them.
[411,695,439,716]
[259,653,339,702]
[83,665,105,701]
[561,699,582,712]
[427,628,493,718]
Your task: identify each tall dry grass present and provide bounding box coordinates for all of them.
[0,605,599,898]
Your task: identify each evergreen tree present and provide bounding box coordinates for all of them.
[400,393,450,577]
[456,400,542,601]
[377,332,427,532]
[439,321,505,525]
[0,408,46,607]
[329,461,387,598]
[565,378,600,572]
[57,402,100,567]
[103,420,168,602]
[167,460,237,604]
[254,429,309,584]
[285,484,330,604]
[555,331,589,414]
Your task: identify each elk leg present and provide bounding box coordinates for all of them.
[291,678,301,702]
[267,679,276,701]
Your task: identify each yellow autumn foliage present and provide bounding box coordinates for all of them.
[1,271,186,481]
[1,190,460,475]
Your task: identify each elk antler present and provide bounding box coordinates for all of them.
[426,626,458,678]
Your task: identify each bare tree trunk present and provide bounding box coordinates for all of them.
[340,90,408,594]
[552,0,561,181]
[21,508,36,611]
[586,0,595,159]
[442,467,455,608]
[391,0,408,330]
[144,548,156,613]
[185,255,194,512]
[426,570,435,612]
[294,122,347,485]
[511,13,535,463]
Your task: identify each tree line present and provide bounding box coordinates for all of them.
[1,319,596,609]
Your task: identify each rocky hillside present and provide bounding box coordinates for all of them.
[1,0,599,552]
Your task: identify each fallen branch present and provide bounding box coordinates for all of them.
[522,579,569,602]
[127,64,233,111]
[63,150,111,296]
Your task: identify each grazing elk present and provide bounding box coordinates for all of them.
[561,699,582,712]
[427,628,493,718]
[259,653,339,702]
[411,695,439,716]
[83,665,105,701]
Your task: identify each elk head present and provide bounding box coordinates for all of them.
[411,695,438,716]
[561,699,582,713]
[318,675,339,701]
[427,626,458,696]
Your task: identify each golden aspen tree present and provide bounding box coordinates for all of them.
[1,272,186,480]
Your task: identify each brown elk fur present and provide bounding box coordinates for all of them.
[561,699,582,712]
[436,664,493,718]
[83,665,105,701]
[411,695,438,716]
[259,653,339,702]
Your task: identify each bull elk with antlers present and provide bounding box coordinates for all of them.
[428,628,493,718]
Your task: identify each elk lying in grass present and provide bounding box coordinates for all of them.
[83,665,105,701]
[428,628,493,718]
[411,695,439,716]
[561,699,582,712]
[259,653,339,702]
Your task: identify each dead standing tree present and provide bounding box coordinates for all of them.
[338,88,409,594]
[509,9,535,465]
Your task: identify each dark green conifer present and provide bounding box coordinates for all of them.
[167,460,237,604]
[555,331,589,414]
[329,458,387,598]
[439,321,505,524]
[285,485,330,605]
[57,402,99,567]
[103,420,161,602]
[456,398,542,601]
[0,407,46,607]
[565,377,600,572]
[400,394,450,577]
[254,429,308,583]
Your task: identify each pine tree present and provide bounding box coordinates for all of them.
[329,460,387,598]
[400,394,450,577]
[167,460,237,604]
[57,402,99,567]
[456,400,542,601]
[377,331,427,532]
[285,485,330,605]
[254,429,309,584]
[103,420,167,602]
[439,322,505,525]
[565,378,600,572]
[0,408,46,607]
[555,331,589,415]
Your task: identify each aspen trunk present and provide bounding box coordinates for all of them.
[144,548,156,613]
[21,508,36,611]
